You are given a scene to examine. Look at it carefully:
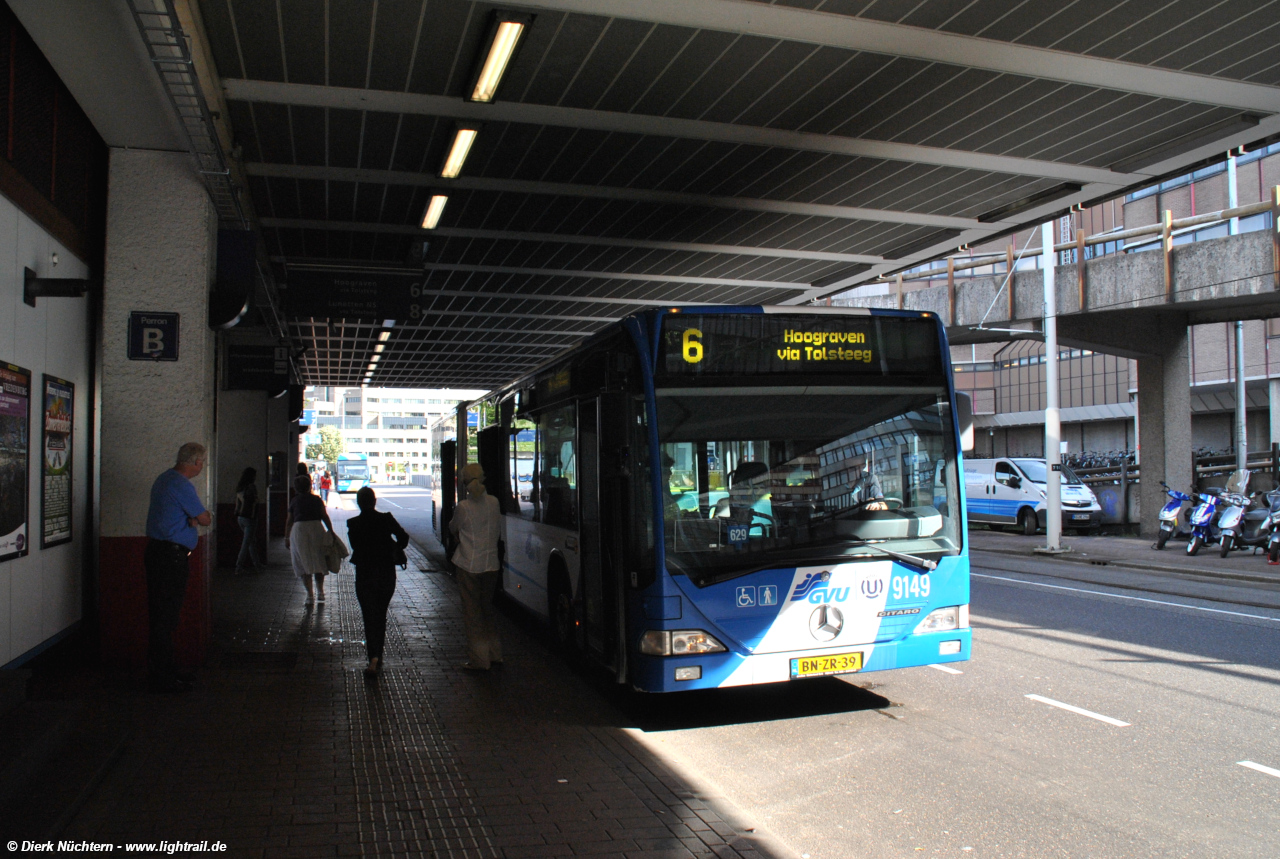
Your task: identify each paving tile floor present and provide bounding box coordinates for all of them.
[62,510,790,859]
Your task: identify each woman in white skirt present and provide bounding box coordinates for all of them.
[284,474,335,603]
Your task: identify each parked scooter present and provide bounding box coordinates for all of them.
[1154,482,1195,550]
[1266,491,1280,565]
[1186,486,1225,556]
[1235,487,1280,560]
[1215,470,1255,558]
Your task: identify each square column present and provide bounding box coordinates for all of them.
[98,149,217,667]
[1137,318,1192,539]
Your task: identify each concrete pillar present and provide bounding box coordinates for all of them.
[268,392,298,536]
[1137,317,1193,538]
[214,389,270,567]
[1270,379,1280,447]
[98,149,217,668]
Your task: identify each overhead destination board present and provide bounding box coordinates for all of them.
[284,269,426,320]
[658,313,944,378]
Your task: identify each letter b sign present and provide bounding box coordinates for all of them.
[128,311,180,361]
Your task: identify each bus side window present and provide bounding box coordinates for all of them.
[509,432,522,515]
[538,404,578,529]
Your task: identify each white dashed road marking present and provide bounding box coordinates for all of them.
[928,664,963,674]
[974,573,1280,622]
[1238,760,1280,778]
[1025,694,1130,727]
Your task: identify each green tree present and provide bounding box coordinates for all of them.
[305,424,346,465]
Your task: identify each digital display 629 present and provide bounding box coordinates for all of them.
[659,313,943,378]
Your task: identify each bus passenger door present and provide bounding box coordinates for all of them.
[578,398,608,660]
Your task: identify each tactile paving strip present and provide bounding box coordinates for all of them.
[331,563,499,858]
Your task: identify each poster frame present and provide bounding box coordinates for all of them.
[0,361,31,563]
[41,374,74,549]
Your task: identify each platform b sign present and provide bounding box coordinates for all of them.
[127,312,180,361]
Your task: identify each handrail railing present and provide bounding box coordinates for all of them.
[878,188,1279,284]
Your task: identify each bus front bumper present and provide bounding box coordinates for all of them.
[631,629,972,692]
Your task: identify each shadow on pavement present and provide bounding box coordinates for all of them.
[604,677,892,732]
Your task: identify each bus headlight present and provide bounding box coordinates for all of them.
[914,606,959,633]
[640,630,727,656]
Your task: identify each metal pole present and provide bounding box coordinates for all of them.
[1229,152,1247,475]
[1042,221,1063,552]
[1227,152,1239,236]
[1237,320,1247,472]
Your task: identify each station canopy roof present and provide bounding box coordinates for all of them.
[21,0,1280,389]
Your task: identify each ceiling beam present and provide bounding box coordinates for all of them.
[504,0,1280,114]
[416,262,805,290]
[225,78,1131,185]
[294,284,725,311]
[260,218,885,264]
[247,162,983,229]
[298,320,593,338]
[276,279,629,323]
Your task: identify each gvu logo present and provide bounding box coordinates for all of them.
[860,577,885,598]
[805,585,850,605]
[790,570,831,601]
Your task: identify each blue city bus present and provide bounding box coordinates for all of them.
[335,453,370,493]
[462,306,972,692]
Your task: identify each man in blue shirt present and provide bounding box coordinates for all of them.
[144,442,211,693]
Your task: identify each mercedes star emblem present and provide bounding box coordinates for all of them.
[809,604,844,641]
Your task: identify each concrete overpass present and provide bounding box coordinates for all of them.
[836,203,1280,533]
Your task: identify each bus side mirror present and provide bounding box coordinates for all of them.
[955,392,974,452]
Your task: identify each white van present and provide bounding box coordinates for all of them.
[964,457,1102,535]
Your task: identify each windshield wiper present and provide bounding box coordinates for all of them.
[846,540,937,571]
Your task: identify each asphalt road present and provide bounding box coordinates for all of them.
[329,482,437,546]
[362,486,1280,858]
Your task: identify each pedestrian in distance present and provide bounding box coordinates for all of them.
[346,486,409,678]
[144,442,212,693]
[285,474,335,603]
[450,463,504,671]
[234,466,264,574]
[319,470,332,503]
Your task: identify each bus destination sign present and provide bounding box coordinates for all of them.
[775,329,873,364]
[659,313,942,378]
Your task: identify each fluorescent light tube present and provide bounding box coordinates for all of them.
[470,20,525,103]
[421,195,448,230]
[441,128,478,179]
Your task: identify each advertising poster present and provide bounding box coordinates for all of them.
[41,375,73,548]
[0,362,31,562]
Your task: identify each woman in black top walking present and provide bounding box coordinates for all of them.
[234,467,264,573]
[346,486,409,677]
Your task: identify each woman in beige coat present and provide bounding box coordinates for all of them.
[449,463,504,670]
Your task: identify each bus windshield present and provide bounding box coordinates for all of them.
[337,461,368,478]
[656,384,961,586]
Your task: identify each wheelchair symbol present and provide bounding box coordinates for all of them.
[736,586,756,608]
